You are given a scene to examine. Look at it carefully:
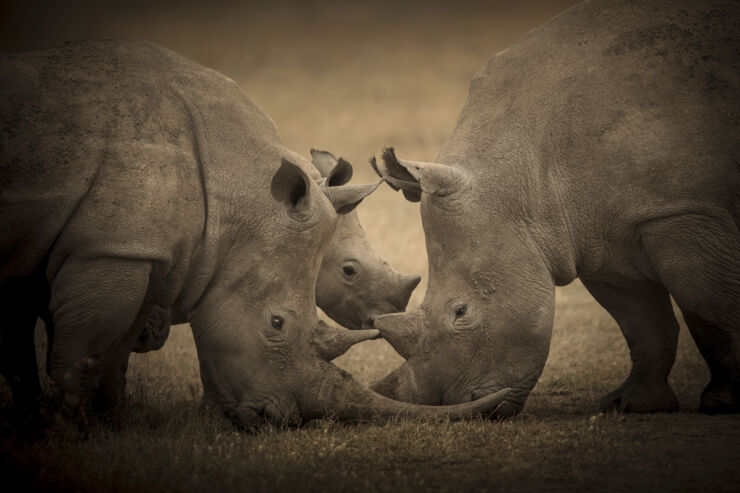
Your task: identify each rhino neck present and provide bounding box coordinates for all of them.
[435,141,580,288]
[170,77,286,317]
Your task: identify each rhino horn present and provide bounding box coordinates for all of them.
[372,310,421,360]
[311,321,379,361]
[323,182,381,214]
[300,361,511,423]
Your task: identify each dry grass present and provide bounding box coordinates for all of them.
[2,2,739,491]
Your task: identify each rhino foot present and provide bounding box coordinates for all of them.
[598,380,679,413]
[699,381,739,414]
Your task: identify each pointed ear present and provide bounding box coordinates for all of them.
[372,147,468,201]
[323,182,381,214]
[310,148,338,176]
[271,158,311,210]
[327,158,353,186]
[311,149,353,186]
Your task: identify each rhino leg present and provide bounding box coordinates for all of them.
[48,257,152,413]
[642,212,740,414]
[0,280,43,408]
[94,303,164,414]
[583,280,680,413]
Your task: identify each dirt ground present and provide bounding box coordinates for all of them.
[1,1,739,492]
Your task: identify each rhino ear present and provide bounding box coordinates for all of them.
[371,147,467,201]
[311,149,353,186]
[327,158,353,186]
[323,182,381,215]
[310,149,338,176]
[271,158,311,210]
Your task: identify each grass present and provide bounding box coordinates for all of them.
[3,284,737,492]
[2,2,739,491]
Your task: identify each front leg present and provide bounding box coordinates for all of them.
[582,280,680,413]
[48,256,152,414]
[93,303,168,414]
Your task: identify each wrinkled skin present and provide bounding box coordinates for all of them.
[127,153,418,354]
[372,0,740,416]
[310,150,421,330]
[0,39,510,427]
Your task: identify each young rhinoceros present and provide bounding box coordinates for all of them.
[0,39,509,427]
[310,149,421,330]
[371,0,739,416]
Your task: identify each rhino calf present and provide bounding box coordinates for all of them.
[310,149,421,331]
[372,0,739,415]
[0,39,508,427]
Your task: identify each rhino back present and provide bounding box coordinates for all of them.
[441,0,739,228]
[0,40,283,306]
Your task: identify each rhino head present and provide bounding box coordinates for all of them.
[369,148,555,417]
[311,149,421,330]
[188,156,509,429]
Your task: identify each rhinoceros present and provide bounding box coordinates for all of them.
[133,150,420,353]
[95,150,422,412]
[0,39,509,427]
[310,150,421,331]
[371,0,740,415]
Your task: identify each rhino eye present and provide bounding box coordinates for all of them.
[342,265,356,277]
[271,315,284,330]
[454,305,467,319]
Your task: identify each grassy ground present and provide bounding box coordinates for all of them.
[2,2,739,491]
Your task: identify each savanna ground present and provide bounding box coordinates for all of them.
[1,1,739,491]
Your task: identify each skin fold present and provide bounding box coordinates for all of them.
[371,0,740,416]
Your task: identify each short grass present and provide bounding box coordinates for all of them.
[2,2,739,492]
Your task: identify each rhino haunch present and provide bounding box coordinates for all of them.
[0,39,508,427]
[372,0,740,415]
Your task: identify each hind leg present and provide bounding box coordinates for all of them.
[0,280,42,408]
[642,212,740,413]
[583,280,680,412]
[48,256,152,413]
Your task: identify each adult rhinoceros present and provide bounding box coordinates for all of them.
[102,149,422,414]
[0,39,508,427]
[371,0,739,415]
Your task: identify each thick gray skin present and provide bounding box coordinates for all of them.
[129,153,419,370]
[0,39,509,427]
[372,0,740,416]
[134,152,420,352]
[123,152,419,408]
[311,150,421,331]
